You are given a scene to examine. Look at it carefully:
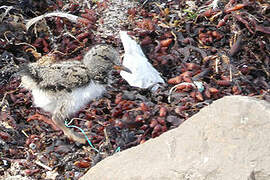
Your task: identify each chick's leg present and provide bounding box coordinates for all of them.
[27,112,60,131]
[52,104,86,144]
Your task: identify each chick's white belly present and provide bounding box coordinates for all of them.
[32,88,57,113]
[68,81,105,115]
[31,81,105,115]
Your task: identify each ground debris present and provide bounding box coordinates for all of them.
[0,0,269,179]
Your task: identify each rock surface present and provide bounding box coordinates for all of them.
[94,0,137,38]
[81,96,270,180]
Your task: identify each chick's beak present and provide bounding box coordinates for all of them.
[113,65,132,73]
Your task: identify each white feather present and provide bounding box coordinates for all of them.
[119,31,164,90]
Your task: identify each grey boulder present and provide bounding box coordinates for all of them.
[81,96,270,180]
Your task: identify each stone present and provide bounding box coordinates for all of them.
[81,96,270,180]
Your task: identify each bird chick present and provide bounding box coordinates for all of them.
[20,44,131,144]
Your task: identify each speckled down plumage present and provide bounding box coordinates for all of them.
[21,45,121,92]
[22,60,92,92]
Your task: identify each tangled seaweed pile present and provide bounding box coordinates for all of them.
[0,0,269,179]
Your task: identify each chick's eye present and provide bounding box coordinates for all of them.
[103,55,111,62]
